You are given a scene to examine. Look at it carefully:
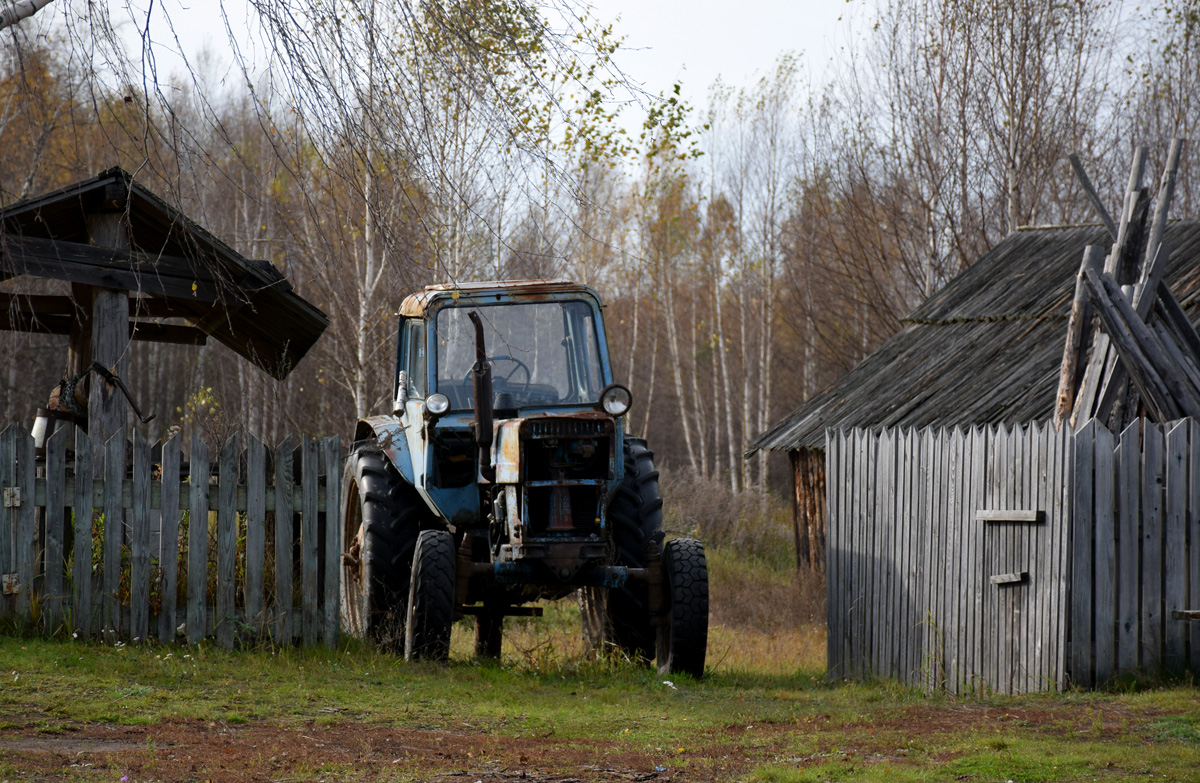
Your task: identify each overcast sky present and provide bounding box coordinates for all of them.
[97,0,855,111]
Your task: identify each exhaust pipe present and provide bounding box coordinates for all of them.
[467,311,495,482]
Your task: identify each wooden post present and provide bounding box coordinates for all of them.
[84,212,131,449]
[1054,246,1105,427]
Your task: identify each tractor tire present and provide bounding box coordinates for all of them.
[340,443,425,650]
[580,437,665,661]
[405,529,456,661]
[657,537,709,678]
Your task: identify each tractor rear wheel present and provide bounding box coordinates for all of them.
[341,442,425,650]
[657,537,709,678]
[580,437,665,661]
[405,529,456,661]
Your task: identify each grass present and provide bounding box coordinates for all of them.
[2,632,1199,781]
[2,482,1198,781]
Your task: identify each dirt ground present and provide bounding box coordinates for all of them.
[0,701,1152,782]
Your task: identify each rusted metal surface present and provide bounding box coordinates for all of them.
[398,279,603,317]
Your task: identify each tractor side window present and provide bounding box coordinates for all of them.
[565,303,604,400]
[404,320,427,398]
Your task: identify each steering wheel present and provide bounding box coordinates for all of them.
[462,355,532,394]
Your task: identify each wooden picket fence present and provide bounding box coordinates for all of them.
[0,423,342,648]
[826,419,1200,694]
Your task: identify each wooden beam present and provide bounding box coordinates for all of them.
[1084,267,1196,420]
[0,311,207,344]
[1055,245,1105,427]
[1,235,221,302]
[1068,154,1118,241]
[0,293,81,317]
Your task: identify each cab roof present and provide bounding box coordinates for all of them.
[398,279,603,317]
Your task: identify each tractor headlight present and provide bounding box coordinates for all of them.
[426,393,450,417]
[599,384,632,417]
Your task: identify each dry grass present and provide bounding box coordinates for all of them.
[443,471,828,676]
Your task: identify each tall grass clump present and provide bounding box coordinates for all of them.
[658,468,825,634]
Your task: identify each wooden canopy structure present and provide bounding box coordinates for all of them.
[0,167,328,443]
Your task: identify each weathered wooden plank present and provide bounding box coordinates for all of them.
[976,510,1045,524]
[1051,422,1071,690]
[1155,281,1200,361]
[2,235,223,301]
[851,429,865,677]
[916,428,933,688]
[0,426,14,615]
[950,426,968,689]
[1134,137,1184,308]
[1056,245,1107,426]
[1163,421,1188,674]
[1046,421,1062,690]
[274,436,295,646]
[893,429,908,685]
[245,436,267,637]
[1190,420,1200,674]
[921,428,939,691]
[1083,267,1185,421]
[323,436,341,649]
[1116,420,1140,674]
[1029,422,1046,693]
[158,433,181,645]
[1141,423,1165,670]
[102,434,124,640]
[43,424,68,631]
[187,435,210,645]
[1068,154,1119,240]
[1004,424,1019,694]
[854,428,869,679]
[13,428,36,618]
[1020,423,1036,693]
[1093,422,1117,684]
[1070,421,1096,688]
[72,429,93,635]
[301,437,320,647]
[878,427,897,677]
[217,436,239,650]
[968,425,987,694]
[825,431,840,680]
[130,433,151,643]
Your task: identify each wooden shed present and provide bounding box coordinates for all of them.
[0,167,328,441]
[750,221,1200,692]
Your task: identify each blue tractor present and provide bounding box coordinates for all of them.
[340,280,708,676]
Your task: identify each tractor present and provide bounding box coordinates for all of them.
[340,280,708,676]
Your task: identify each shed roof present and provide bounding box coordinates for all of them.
[750,220,1200,452]
[0,167,328,379]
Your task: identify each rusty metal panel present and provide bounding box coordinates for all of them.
[494,422,523,484]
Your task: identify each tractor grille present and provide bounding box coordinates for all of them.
[525,418,610,439]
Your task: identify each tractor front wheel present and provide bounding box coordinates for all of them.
[656,537,709,678]
[405,529,456,661]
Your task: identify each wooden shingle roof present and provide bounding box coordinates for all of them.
[0,167,328,379]
[750,220,1200,452]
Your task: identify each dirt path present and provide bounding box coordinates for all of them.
[0,701,1157,782]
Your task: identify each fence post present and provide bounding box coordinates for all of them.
[301,437,319,646]
[43,424,68,631]
[323,436,342,648]
[158,432,181,645]
[217,435,239,650]
[187,434,210,644]
[130,432,152,643]
[245,435,267,638]
[273,437,294,645]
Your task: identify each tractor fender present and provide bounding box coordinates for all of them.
[355,415,417,486]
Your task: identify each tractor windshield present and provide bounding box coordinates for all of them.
[434,300,605,410]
